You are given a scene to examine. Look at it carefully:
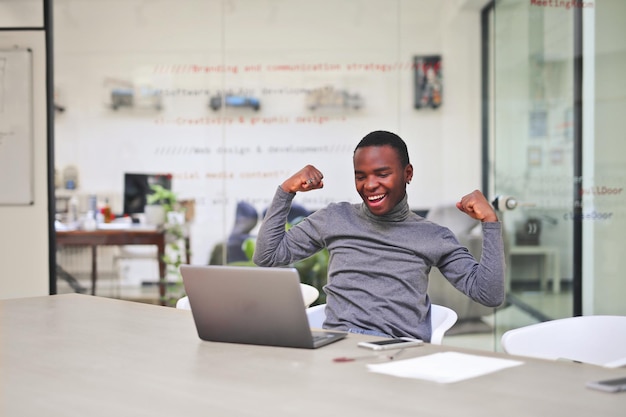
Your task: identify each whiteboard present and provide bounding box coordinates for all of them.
[0,48,33,205]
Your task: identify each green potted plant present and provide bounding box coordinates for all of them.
[145,184,177,226]
[146,184,178,213]
[146,184,188,306]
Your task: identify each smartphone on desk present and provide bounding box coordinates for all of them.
[586,376,626,393]
[357,337,423,351]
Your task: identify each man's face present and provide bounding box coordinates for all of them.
[353,145,413,216]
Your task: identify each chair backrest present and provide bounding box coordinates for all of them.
[176,282,319,310]
[299,283,320,307]
[305,303,327,328]
[500,315,626,368]
[430,304,458,345]
[176,295,191,310]
[305,303,458,345]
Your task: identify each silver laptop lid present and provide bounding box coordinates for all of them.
[180,265,345,349]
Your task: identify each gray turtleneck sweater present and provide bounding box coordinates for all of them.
[253,186,505,342]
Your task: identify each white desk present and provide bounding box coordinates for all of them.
[507,245,561,293]
[1,294,623,416]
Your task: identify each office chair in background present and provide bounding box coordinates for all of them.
[500,315,626,368]
[305,303,458,345]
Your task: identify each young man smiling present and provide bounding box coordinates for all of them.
[253,130,505,342]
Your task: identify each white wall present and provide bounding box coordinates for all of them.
[53,0,486,267]
[0,29,50,298]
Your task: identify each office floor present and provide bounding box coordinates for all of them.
[56,274,572,353]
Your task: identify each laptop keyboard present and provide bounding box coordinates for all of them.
[312,332,335,342]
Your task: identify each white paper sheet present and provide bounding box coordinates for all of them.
[367,352,524,383]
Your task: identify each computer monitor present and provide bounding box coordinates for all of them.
[123,173,172,216]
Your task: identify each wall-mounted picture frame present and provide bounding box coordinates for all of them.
[413,55,442,109]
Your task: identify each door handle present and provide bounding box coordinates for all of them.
[491,196,537,211]
[492,195,518,211]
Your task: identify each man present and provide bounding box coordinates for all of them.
[253,130,505,342]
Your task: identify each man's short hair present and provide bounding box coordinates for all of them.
[354,130,410,167]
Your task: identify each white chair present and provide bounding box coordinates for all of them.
[500,315,626,368]
[305,303,327,328]
[299,283,320,307]
[175,282,320,310]
[305,303,458,345]
[430,304,458,345]
[176,295,191,310]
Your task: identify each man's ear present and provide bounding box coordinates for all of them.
[405,163,414,184]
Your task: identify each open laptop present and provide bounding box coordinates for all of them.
[180,264,347,349]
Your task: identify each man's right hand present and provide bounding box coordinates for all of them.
[280,165,324,193]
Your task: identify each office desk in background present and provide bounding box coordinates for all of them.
[507,245,561,293]
[55,228,167,304]
[1,294,623,417]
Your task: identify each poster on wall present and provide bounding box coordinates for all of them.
[0,48,33,205]
[413,55,442,109]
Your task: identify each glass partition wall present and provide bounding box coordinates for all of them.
[54,0,502,348]
[491,0,576,343]
[587,1,626,316]
[53,2,476,301]
[53,0,411,303]
[55,0,626,351]
[491,0,626,349]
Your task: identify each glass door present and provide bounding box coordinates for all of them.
[491,0,576,348]
[490,0,626,350]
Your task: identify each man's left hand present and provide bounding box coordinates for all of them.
[456,190,498,222]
